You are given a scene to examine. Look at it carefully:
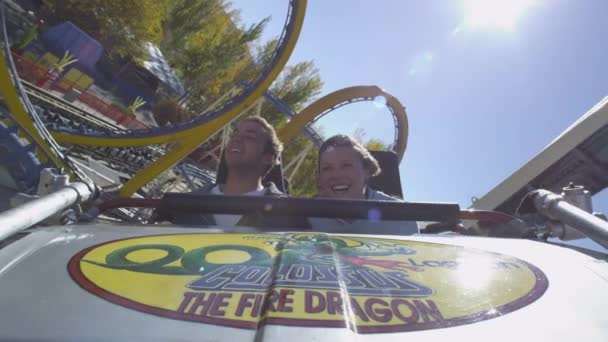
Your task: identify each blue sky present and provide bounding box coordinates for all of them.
[232,0,608,250]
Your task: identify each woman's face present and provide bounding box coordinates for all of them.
[318,146,369,199]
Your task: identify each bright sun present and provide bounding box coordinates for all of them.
[461,0,539,32]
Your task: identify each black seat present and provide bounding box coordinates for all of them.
[368,150,403,199]
[215,151,288,193]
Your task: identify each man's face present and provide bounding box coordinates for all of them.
[318,146,369,199]
[224,120,274,175]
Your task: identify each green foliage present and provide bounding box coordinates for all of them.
[161,0,268,115]
[41,0,327,195]
[354,128,390,150]
[260,50,323,130]
[41,0,170,61]
[160,2,325,196]
[365,138,389,151]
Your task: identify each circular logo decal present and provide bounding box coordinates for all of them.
[69,234,547,333]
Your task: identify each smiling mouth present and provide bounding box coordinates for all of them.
[331,185,350,194]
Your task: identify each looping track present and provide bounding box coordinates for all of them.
[0,0,409,197]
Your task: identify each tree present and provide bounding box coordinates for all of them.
[41,0,170,62]
[160,1,324,196]
[159,0,269,117]
[351,127,391,150]
[265,63,323,125]
[365,138,389,151]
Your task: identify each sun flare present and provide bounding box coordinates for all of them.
[461,0,539,32]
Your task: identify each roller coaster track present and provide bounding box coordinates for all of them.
[262,90,323,146]
[0,0,97,191]
[0,0,307,197]
[19,83,410,191]
[39,83,409,186]
[279,86,409,160]
[1,0,409,197]
[49,0,305,146]
[21,80,123,131]
[43,84,408,160]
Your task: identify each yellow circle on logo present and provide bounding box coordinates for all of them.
[69,233,547,333]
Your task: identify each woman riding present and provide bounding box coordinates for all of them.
[311,134,419,235]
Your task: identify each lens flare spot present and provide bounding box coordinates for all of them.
[373,96,387,109]
[368,208,382,222]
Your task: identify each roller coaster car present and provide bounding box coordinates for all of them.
[0,152,607,341]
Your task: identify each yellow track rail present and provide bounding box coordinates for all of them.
[3,1,411,198]
[3,0,307,197]
[0,48,71,174]
[278,86,409,161]
[117,0,306,196]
